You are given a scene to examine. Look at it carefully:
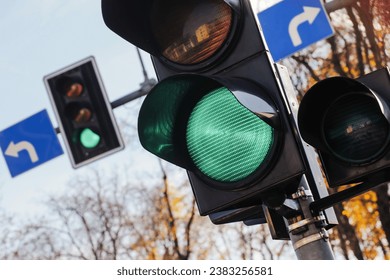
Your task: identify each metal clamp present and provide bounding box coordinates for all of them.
[288,218,316,233]
[288,215,327,234]
[292,186,313,200]
[293,229,330,250]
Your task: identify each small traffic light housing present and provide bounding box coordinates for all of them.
[298,67,390,187]
[44,57,124,168]
[102,0,305,215]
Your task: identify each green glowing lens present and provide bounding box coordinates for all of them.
[186,87,274,182]
[80,128,101,149]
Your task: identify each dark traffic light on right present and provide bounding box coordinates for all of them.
[298,67,390,187]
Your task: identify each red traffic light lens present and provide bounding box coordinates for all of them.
[73,108,92,123]
[66,82,84,97]
[151,0,233,65]
[56,76,84,97]
[65,103,92,124]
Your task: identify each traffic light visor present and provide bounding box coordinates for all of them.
[138,75,277,184]
[151,0,233,65]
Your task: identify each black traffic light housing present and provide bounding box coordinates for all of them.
[298,67,390,187]
[209,205,266,225]
[102,0,305,215]
[209,205,290,240]
[44,57,124,168]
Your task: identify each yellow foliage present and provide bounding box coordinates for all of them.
[342,191,387,259]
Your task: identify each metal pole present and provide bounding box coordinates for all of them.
[286,176,335,259]
[324,0,357,13]
[275,64,336,259]
[110,78,156,109]
[310,176,390,213]
[136,47,149,81]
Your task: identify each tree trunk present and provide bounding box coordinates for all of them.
[375,184,390,249]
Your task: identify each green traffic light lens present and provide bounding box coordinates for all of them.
[80,128,101,149]
[138,75,278,185]
[186,87,274,183]
[323,93,390,164]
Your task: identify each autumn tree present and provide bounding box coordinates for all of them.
[2,0,388,261]
[0,162,292,260]
[0,165,198,260]
[280,0,390,259]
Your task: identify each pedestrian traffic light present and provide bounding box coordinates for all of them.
[102,0,305,215]
[44,57,124,168]
[298,67,390,187]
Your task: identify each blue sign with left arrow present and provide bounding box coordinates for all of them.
[0,110,63,177]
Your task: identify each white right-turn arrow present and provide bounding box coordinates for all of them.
[288,6,321,47]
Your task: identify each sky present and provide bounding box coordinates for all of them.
[0,0,161,217]
[0,0,278,218]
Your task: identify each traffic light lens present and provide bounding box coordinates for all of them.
[186,87,274,182]
[151,0,233,64]
[323,93,390,164]
[80,128,101,149]
[74,108,92,123]
[65,103,92,124]
[56,77,84,97]
[66,82,84,97]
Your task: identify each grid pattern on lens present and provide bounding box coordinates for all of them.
[186,87,274,183]
[324,94,389,163]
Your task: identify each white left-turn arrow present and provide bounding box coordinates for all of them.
[5,141,39,163]
[288,6,321,47]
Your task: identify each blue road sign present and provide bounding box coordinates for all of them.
[0,110,63,177]
[258,0,334,61]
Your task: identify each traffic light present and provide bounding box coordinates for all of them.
[298,67,390,187]
[44,57,124,168]
[102,0,305,215]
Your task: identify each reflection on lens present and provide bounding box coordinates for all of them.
[66,82,84,97]
[74,108,92,123]
[323,93,389,164]
[151,0,233,64]
[65,103,92,124]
